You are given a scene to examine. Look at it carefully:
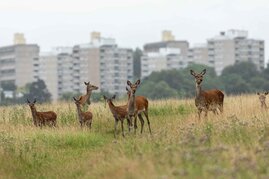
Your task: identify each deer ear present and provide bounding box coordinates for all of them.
[257,92,260,95]
[135,79,141,86]
[27,99,30,104]
[73,97,77,101]
[190,70,196,76]
[265,92,269,95]
[127,80,132,86]
[33,98,36,103]
[201,69,206,75]
[126,87,129,91]
[84,82,89,85]
[112,95,116,99]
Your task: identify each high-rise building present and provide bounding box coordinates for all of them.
[99,45,133,94]
[141,47,188,79]
[188,44,209,66]
[0,43,39,88]
[207,29,264,75]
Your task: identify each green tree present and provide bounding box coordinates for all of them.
[24,79,52,103]
[133,48,143,79]
[138,81,178,99]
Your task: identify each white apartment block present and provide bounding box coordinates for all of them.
[207,30,264,75]
[39,32,133,100]
[141,48,188,79]
[188,44,209,66]
[38,52,58,101]
[99,45,133,94]
[0,44,39,88]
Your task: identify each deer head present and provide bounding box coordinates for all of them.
[257,92,268,108]
[127,79,140,94]
[103,95,116,103]
[190,69,206,85]
[84,81,98,93]
[27,98,37,109]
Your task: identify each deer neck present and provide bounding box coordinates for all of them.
[85,90,92,104]
[75,105,83,122]
[128,92,136,115]
[30,107,38,123]
[107,101,117,116]
[195,83,202,98]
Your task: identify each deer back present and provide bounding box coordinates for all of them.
[37,111,57,121]
[135,96,148,112]
[108,102,128,119]
[197,89,224,108]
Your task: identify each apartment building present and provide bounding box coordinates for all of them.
[0,34,39,88]
[207,30,264,75]
[99,45,133,94]
[188,44,209,66]
[141,48,187,79]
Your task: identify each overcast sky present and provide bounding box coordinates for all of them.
[0,0,268,59]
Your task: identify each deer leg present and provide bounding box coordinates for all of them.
[121,120,125,137]
[138,114,144,134]
[134,116,138,134]
[114,119,118,138]
[143,111,152,134]
[127,117,131,132]
[198,109,202,120]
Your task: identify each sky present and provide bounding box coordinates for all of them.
[0,0,268,59]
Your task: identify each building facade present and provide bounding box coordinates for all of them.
[207,30,264,75]
[0,44,39,88]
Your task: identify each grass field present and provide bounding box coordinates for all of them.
[0,94,269,178]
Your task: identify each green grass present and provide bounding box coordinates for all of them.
[1,95,269,178]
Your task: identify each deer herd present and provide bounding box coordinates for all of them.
[26,69,268,137]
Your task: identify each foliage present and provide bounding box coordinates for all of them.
[133,47,143,79]
[138,62,269,99]
[24,79,52,103]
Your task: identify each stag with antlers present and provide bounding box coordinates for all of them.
[73,96,93,128]
[127,79,151,134]
[190,69,224,119]
[27,99,57,127]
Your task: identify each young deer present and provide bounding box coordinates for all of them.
[77,82,98,106]
[127,80,151,134]
[103,95,131,138]
[27,99,57,127]
[257,92,268,109]
[73,97,93,128]
[190,69,224,119]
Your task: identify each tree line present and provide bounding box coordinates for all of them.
[136,62,269,99]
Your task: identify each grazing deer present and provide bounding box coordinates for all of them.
[257,92,268,109]
[73,97,93,128]
[127,80,152,134]
[103,95,131,138]
[27,99,57,127]
[190,69,224,119]
[77,82,98,106]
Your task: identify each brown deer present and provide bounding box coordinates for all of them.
[257,92,268,109]
[27,99,57,127]
[73,97,93,128]
[77,82,98,106]
[127,79,151,134]
[103,95,131,138]
[190,69,224,119]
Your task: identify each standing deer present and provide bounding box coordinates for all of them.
[77,82,98,106]
[190,69,224,119]
[73,96,93,128]
[257,92,268,109]
[103,95,131,138]
[127,80,151,134]
[27,99,57,127]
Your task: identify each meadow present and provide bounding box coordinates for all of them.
[0,94,269,179]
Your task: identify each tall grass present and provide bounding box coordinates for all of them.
[0,94,269,178]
